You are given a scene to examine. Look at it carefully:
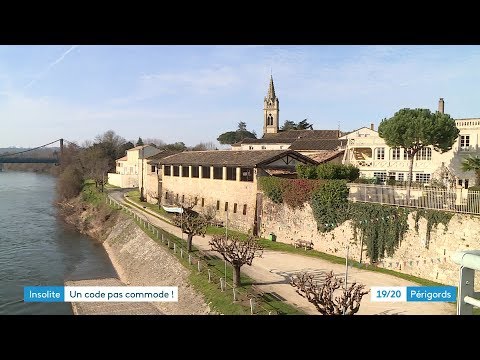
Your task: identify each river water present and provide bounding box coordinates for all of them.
[0,171,117,314]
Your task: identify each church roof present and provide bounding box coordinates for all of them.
[156,149,318,167]
[289,138,346,151]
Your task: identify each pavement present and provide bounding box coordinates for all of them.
[109,189,456,315]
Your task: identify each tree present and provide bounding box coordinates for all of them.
[79,145,111,192]
[281,120,297,131]
[217,122,257,145]
[461,155,480,185]
[136,137,144,146]
[290,271,369,315]
[237,121,247,131]
[162,142,187,151]
[281,119,313,131]
[378,108,459,201]
[143,138,165,148]
[172,203,214,252]
[191,141,217,151]
[94,130,128,171]
[209,234,263,287]
[56,164,84,200]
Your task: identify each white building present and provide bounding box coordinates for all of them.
[341,99,480,188]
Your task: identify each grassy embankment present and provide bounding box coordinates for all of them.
[102,188,304,315]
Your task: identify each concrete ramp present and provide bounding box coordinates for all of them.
[65,278,163,315]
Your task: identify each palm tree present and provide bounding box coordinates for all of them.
[461,155,480,185]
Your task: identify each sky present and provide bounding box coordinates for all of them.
[2,45,480,148]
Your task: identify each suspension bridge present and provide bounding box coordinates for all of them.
[0,139,66,170]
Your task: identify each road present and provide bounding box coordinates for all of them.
[109,189,456,315]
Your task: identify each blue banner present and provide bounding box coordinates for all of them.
[406,286,457,302]
[24,286,65,302]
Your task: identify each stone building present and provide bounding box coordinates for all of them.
[231,75,345,163]
[107,145,162,188]
[155,149,318,233]
[341,98,480,188]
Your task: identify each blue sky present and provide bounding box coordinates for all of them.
[2,45,480,148]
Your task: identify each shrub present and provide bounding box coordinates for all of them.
[296,164,317,179]
[316,163,359,181]
[258,177,283,203]
[281,179,326,208]
[310,180,349,232]
[468,185,480,192]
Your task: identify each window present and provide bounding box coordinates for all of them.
[226,167,236,181]
[392,148,401,160]
[398,173,404,181]
[415,174,431,183]
[376,148,385,160]
[373,172,387,182]
[460,135,470,150]
[151,165,156,173]
[280,146,283,149]
[225,202,228,211]
[458,179,463,187]
[465,179,469,189]
[201,198,204,207]
[267,114,273,126]
[249,146,254,150]
[202,166,210,178]
[243,204,247,215]
[165,191,169,200]
[182,195,185,203]
[164,165,171,176]
[240,168,253,182]
[261,145,267,150]
[213,166,223,179]
[173,166,179,176]
[191,166,199,178]
[415,148,432,160]
[194,197,198,205]
[216,200,220,210]
[181,166,189,177]
[233,203,237,213]
[176,194,179,202]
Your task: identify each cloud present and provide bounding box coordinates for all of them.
[24,45,79,89]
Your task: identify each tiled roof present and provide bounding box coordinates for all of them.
[117,156,127,161]
[263,129,340,141]
[156,150,318,167]
[289,139,346,151]
[147,150,182,163]
[305,150,345,164]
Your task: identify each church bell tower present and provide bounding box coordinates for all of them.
[263,75,279,136]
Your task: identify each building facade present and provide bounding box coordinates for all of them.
[107,145,162,188]
[341,99,480,188]
[156,150,318,233]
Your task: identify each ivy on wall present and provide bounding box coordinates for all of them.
[261,177,456,263]
[414,209,454,249]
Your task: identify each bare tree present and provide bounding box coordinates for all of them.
[290,271,369,315]
[209,234,263,287]
[143,138,166,148]
[172,198,214,252]
[79,145,111,192]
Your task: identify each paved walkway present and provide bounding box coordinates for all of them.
[110,190,456,315]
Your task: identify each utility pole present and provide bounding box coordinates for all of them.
[59,138,64,165]
[140,146,145,202]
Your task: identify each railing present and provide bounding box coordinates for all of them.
[345,159,431,169]
[106,196,281,315]
[347,183,480,215]
[452,250,480,315]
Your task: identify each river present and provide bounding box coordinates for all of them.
[0,171,117,314]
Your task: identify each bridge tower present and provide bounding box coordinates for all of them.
[59,138,64,164]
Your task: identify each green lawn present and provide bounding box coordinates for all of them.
[82,181,107,206]
[125,190,170,217]
[129,214,304,315]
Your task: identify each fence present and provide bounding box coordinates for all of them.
[452,250,480,315]
[347,183,480,215]
[106,196,281,315]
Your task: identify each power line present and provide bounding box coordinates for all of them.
[0,139,62,158]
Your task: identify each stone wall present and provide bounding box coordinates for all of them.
[259,197,480,288]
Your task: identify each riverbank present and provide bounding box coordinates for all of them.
[58,189,210,315]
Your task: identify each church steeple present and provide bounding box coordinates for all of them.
[267,75,276,99]
[263,75,279,136]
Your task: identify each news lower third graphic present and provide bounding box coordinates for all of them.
[24,286,179,302]
[370,286,457,302]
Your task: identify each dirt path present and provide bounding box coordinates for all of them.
[110,190,455,315]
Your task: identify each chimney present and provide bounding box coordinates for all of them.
[438,98,445,114]
[370,123,375,131]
